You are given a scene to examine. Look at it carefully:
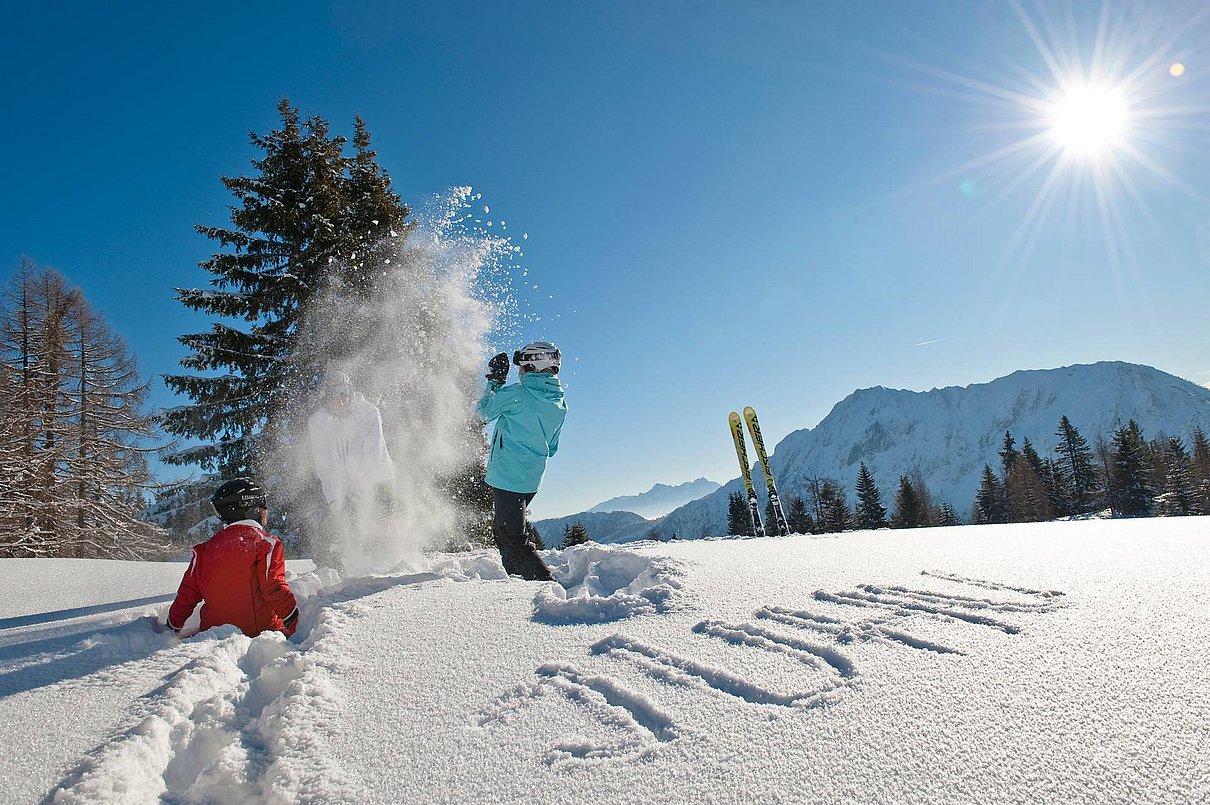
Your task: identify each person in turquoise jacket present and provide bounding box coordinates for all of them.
[477,340,567,581]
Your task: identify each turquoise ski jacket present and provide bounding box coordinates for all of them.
[477,372,567,494]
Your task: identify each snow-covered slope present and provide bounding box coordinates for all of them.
[653,362,1210,541]
[588,478,721,519]
[4,517,1209,803]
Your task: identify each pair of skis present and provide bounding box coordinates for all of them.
[728,406,789,537]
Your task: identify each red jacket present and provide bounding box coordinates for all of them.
[168,520,299,637]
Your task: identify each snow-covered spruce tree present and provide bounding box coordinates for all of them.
[0,265,163,559]
[163,100,408,482]
[854,462,888,530]
[1108,420,1153,517]
[1054,415,1098,513]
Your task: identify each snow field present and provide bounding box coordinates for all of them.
[4,519,1210,803]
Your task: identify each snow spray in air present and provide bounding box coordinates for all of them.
[268,187,523,575]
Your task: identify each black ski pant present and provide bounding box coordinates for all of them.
[491,487,553,581]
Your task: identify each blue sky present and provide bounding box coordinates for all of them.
[4,1,1209,518]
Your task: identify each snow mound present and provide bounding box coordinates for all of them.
[430,550,510,581]
[533,545,686,625]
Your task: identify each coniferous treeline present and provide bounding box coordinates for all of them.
[0,261,164,558]
[722,414,1210,536]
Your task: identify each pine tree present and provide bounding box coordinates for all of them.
[818,481,851,533]
[999,431,1019,478]
[1055,415,1098,514]
[891,475,926,529]
[1192,426,1210,512]
[854,462,888,530]
[561,521,590,548]
[1040,457,1073,518]
[1155,436,1198,516]
[163,99,409,478]
[785,495,813,534]
[908,468,939,526]
[973,464,1007,524]
[1021,438,1044,476]
[1109,420,1153,517]
[937,501,961,526]
[1004,459,1053,522]
[726,491,750,536]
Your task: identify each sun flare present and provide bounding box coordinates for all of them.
[1047,83,1130,158]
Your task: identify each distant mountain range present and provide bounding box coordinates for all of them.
[588,478,721,518]
[532,478,720,546]
[531,510,660,547]
[539,362,1210,545]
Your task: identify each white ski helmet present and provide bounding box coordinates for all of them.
[513,341,561,374]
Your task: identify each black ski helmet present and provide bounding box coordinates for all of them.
[512,341,561,374]
[211,477,268,523]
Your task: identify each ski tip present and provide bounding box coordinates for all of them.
[728,411,741,423]
[743,405,756,416]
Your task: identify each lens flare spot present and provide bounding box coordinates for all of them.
[1170,62,1185,77]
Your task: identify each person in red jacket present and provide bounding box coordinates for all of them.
[167,478,300,638]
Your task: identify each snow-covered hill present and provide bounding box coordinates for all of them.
[587,478,721,519]
[652,362,1210,541]
[3,517,1208,803]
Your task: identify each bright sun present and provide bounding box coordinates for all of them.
[1047,83,1130,158]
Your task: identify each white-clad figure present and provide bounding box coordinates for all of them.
[307,370,396,571]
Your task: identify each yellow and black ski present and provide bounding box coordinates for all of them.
[743,406,790,536]
[729,411,765,537]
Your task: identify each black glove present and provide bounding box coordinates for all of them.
[486,352,510,384]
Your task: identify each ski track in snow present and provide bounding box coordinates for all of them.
[41,570,445,804]
[482,570,1068,767]
[813,589,1025,633]
[920,570,1066,598]
[753,605,965,655]
[476,662,681,767]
